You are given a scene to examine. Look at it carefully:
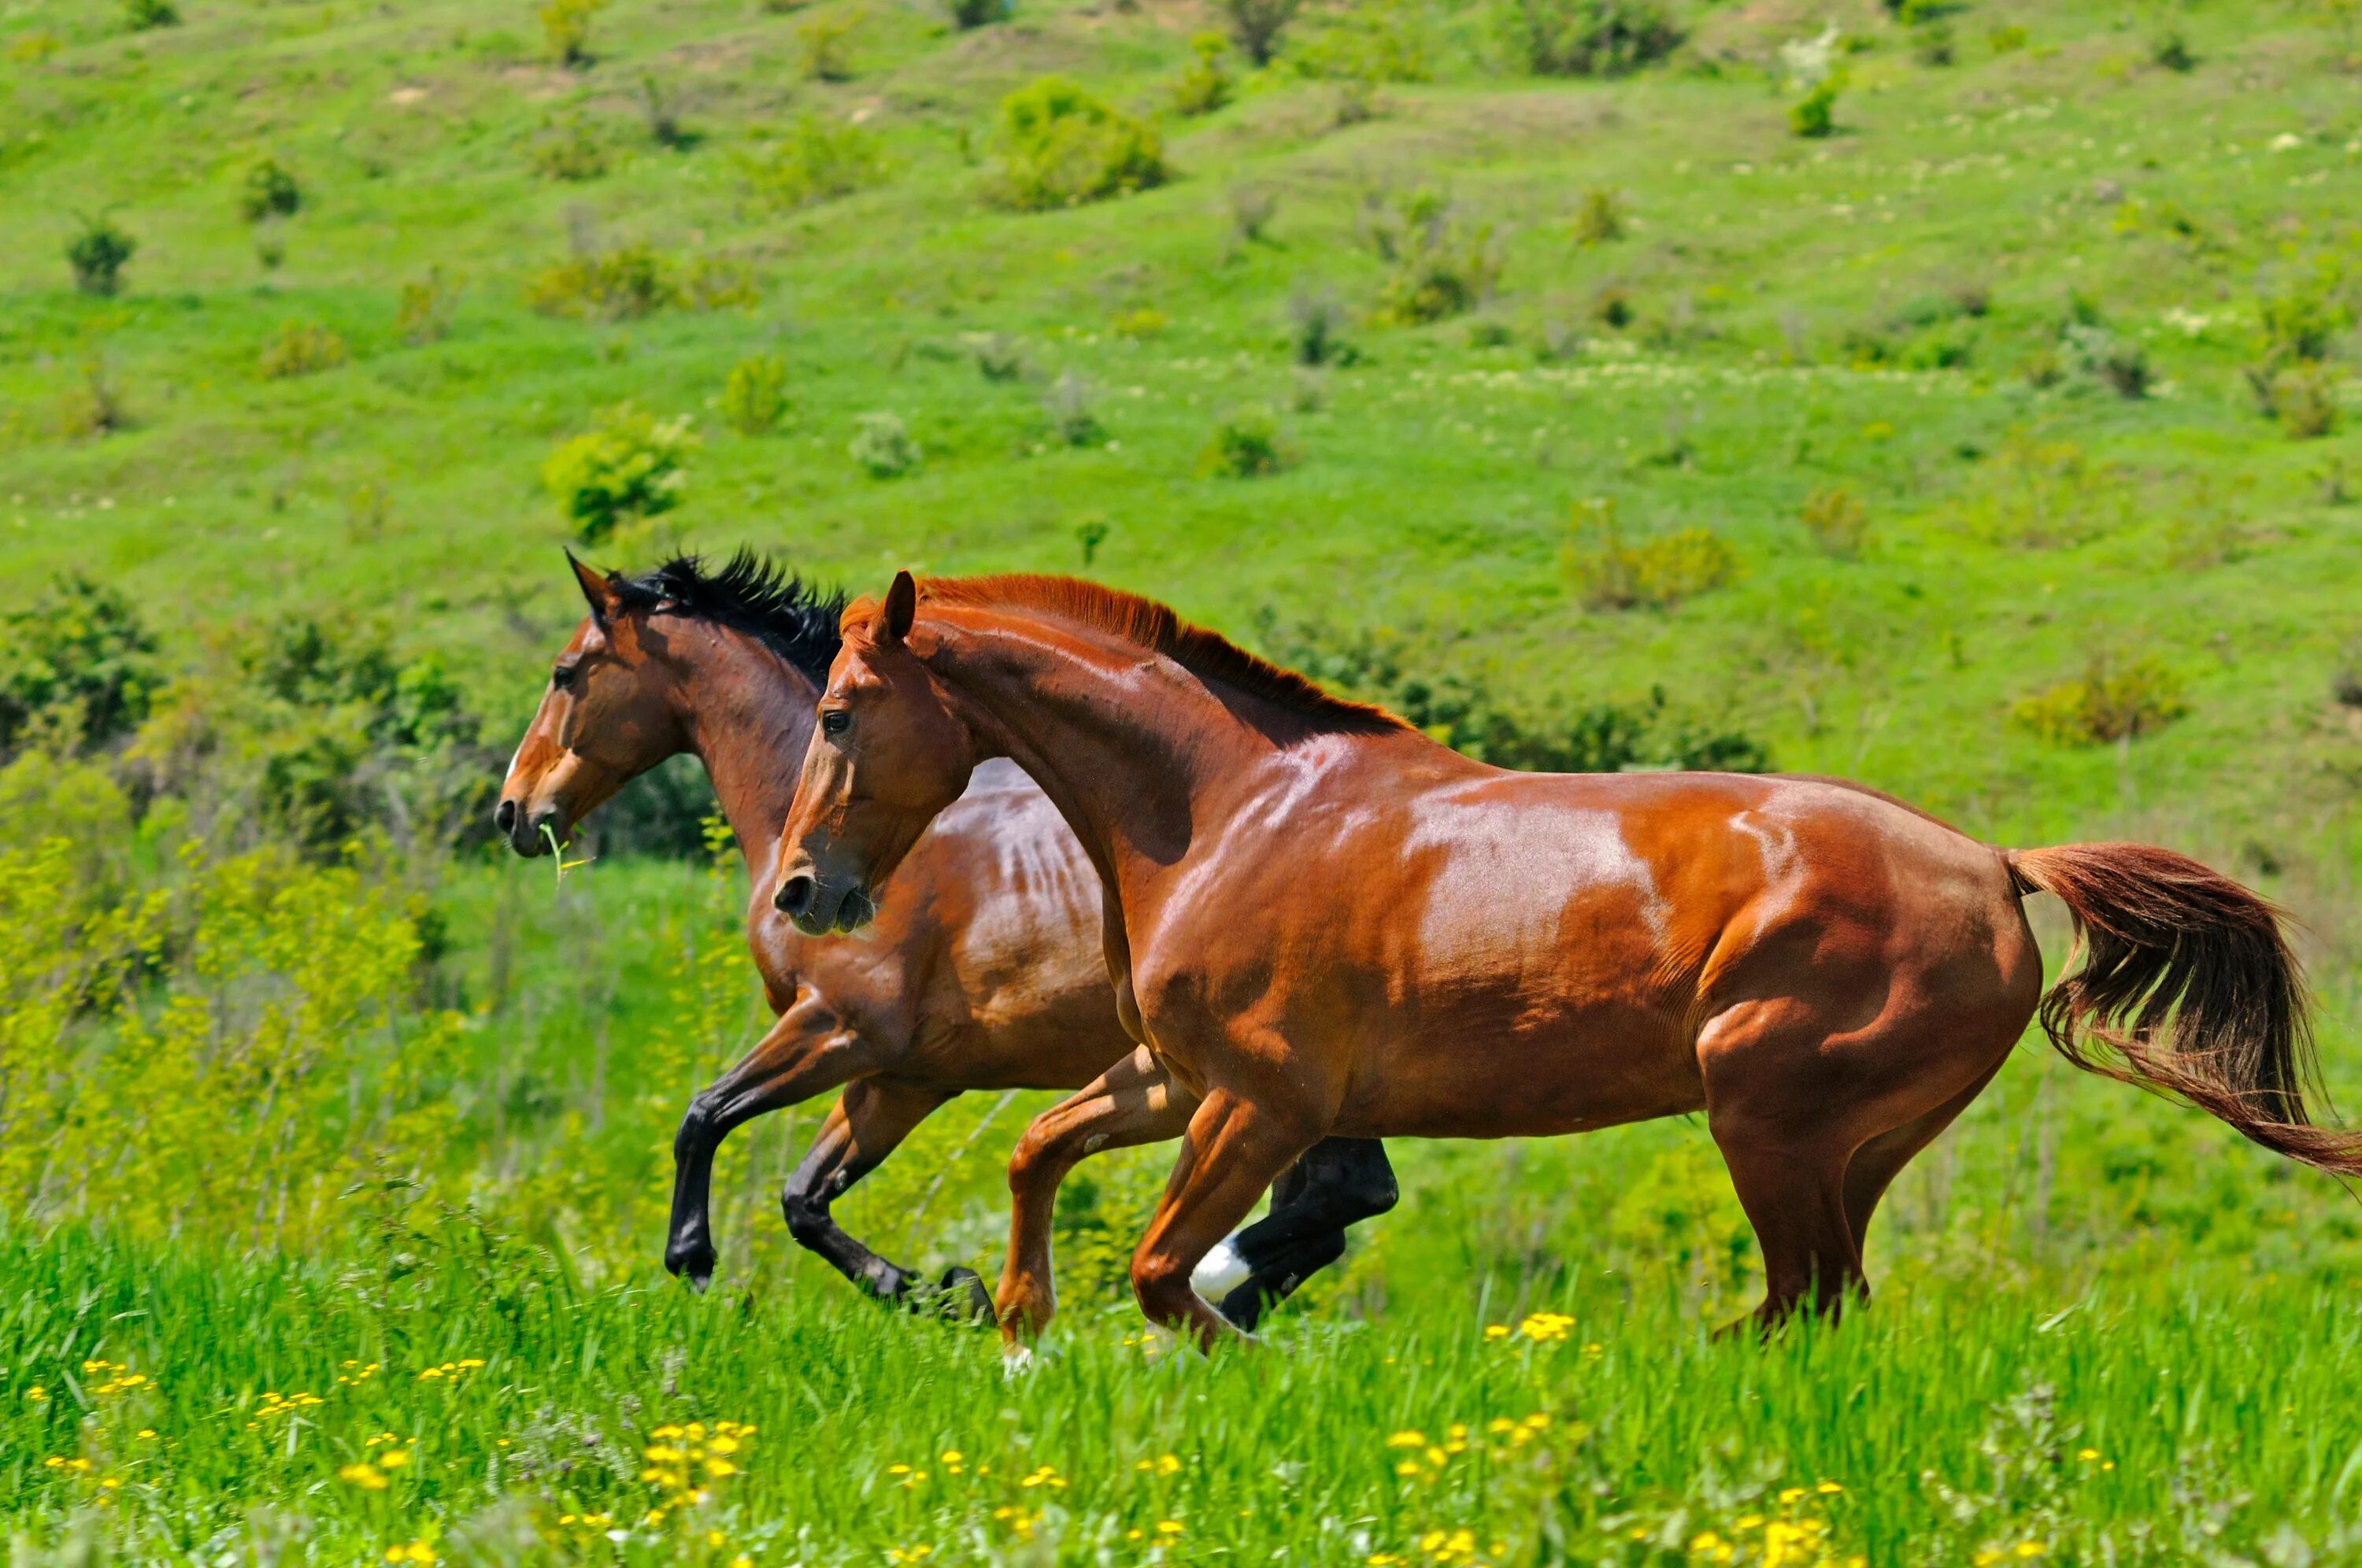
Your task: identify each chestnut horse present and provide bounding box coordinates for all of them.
[773,571,2362,1348]
[496,553,1395,1324]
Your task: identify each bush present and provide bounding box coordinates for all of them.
[0,574,162,758]
[525,245,679,320]
[984,77,1168,211]
[797,9,860,81]
[1113,306,1168,338]
[1799,486,1869,557]
[1913,22,1956,67]
[66,216,135,297]
[1220,0,1301,66]
[1253,611,1768,774]
[1204,405,1294,477]
[1290,0,1433,82]
[1366,190,1501,326]
[968,332,1029,381]
[2258,276,2348,364]
[257,323,350,379]
[1563,498,1736,611]
[2061,325,2150,399]
[1042,372,1105,446]
[1288,283,1355,365]
[240,158,302,223]
[948,0,1008,26]
[636,72,690,150]
[2012,654,2186,745]
[737,116,887,209]
[2249,367,2343,438]
[850,412,920,478]
[1229,183,1277,243]
[720,354,790,435]
[1172,33,1235,116]
[1496,0,1680,77]
[542,404,699,543]
[1790,79,1840,138]
[528,116,610,182]
[683,257,761,310]
[539,0,602,65]
[2151,30,2196,72]
[58,355,130,438]
[123,0,177,28]
[1571,186,1624,246]
[396,267,463,345]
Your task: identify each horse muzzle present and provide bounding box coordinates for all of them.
[494,797,565,858]
[773,869,876,937]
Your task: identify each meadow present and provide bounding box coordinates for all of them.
[9,0,2362,1560]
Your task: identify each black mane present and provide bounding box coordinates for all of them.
[613,550,846,684]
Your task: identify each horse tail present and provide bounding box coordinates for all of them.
[2008,842,2362,1177]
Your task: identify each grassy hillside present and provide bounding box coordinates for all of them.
[11,0,2362,1561]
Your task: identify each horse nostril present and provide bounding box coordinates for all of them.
[494,799,517,835]
[774,873,816,918]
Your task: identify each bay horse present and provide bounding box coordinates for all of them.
[495,553,1396,1324]
[772,571,2362,1348]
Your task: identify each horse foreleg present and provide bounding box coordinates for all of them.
[1131,1089,1314,1352]
[665,996,869,1289]
[1209,1137,1398,1331]
[780,1079,966,1309]
[996,1046,1195,1345]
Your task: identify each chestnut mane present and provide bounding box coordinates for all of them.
[916,575,1410,735]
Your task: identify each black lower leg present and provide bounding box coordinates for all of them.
[1217,1137,1397,1329]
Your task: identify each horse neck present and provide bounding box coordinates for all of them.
[920,615,1279,898]
[668,626,819,886]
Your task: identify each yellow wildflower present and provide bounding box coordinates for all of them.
[340,1463,390,1491]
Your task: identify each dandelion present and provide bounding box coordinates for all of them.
[1135,1452,1181,1476]
[1385,1431,1427,1448]
[341,1462,391,1491]
[1020,1464,1065,1489]
[26,1386,46,1402]
[383,1543,436,1566]
[1157,1521,1185,1536]
[135,1429,156,1440]
[887,1548,935,1564]
[1516,1311,1575,1343]
[1482,1325,1510,1340]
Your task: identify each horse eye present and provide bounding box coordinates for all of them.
[820,709,850,736]
[552,662,579,690]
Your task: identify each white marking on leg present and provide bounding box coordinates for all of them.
[1190,1234,1252,1300]
[1001,1343,1037,1378]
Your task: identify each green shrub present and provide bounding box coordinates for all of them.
[683,256,761,310]
[720,353,790,435]
[396,267,462,345]
[1563,498,1735,610]
[797,9,860,81]
[1988,23,2028,53]
[1799,486,1869,557]
[239,158,302,223]
[1366,190,1501,326]
[0,574,161,758]
[1790,79,1840,138]
[58,355,129,438]
[66,216,135,297]
[2061,325,2150,398]
[1571,186,1624,246]
[1113,306,1168,338]
[525,245,679,320]
[257,322,350,379]
[1290,0,1433,82]
[2250,366,2344,438]
[948,0,1009,26]
[968,332,1029,381]
[528,116,610,181]
[1230,184,1277,243]
[1913,21,1956,66]
[1204,405,1294,477]
[2012,654,2186,745]
[2259,276,2348,364]
[122,0,177,29]
[2151,30,2196,72]
[538,0,602,65]
[983,76,1168,211]
[542,403,699,543]
[1220,0,1302,66]
[1288,283,1354,365]
[1496,0,1680,77]
[1172,33,1235,116]
[1042,372,1105,446]
[737,116,887,209]
[850,411,920,478]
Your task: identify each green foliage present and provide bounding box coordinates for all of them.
[541,403,699,542]
[2152,29,2197,72]
[1042,371,1104,446]
[1287,283,1353,365]
[538,0,602,65]
[527,116,610,182]
[736,116,887,209]
[394,267,462,345]
[0,574,161,758]
[1171,33,1235,117]
[720,353,790,435]
[1571,185,1625,246]
[1365,188,1501,326]
[849,410,919,477]
[983,76,1168,211]
[1290,0,1434,82]
[2250,365,2345,439]
[239,158,302,223]
[524,245,679,320]
[122,0,178,29]
[1790,78,1841,139]
[1563,497,1738,610]
[1203,404,1294,476]
[946,0,1007,28]
[1496,0,1680,77]
[2011,653,2188,745]
[796,8,861,81]
[967,331,1028,381]
[65,216,134,296]
[256,322,349,379]
[1799,485,1870,557]
[1220,0,1301,67]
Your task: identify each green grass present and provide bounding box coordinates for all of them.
[12,0,2362,1559]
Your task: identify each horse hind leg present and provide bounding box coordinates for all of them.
[1840,1056,2007,1263]
[1208,1137,1398,1332]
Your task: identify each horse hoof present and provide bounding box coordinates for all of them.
[1001,1342,1037,1377]
[937,1266,995,1325]
[686,1271,712,1296]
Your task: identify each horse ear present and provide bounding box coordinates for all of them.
[880,570,916,645]
[566,549,616,627]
